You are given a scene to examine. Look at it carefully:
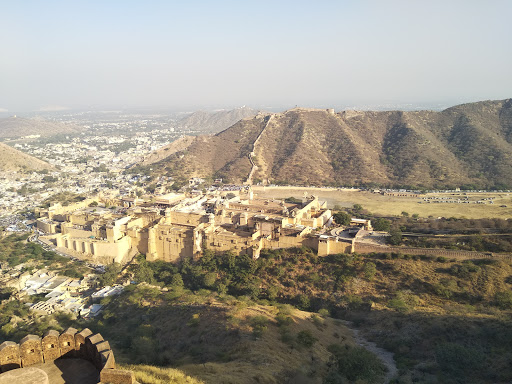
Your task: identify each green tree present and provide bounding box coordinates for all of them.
[98,263,122,286]
[388,228,402,245]
[170,273,184,289]
[373,218,391,232]
[326,344,387,383]
[333,212,351,226]
[297,294,311,310]
[203,272,217,288]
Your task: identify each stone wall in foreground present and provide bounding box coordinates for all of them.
[0,328,136,384]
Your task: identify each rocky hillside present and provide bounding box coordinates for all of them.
[178,106,260,133]
[0,142,53,172]
[0,116,79,139]
[146,99,512,189]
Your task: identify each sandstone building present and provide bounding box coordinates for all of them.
[36,189,358,264]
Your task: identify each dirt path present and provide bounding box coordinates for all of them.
[340,320,398,383]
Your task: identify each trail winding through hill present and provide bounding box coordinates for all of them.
[340,320,398,383]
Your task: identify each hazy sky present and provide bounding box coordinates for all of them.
[1,0,511,112]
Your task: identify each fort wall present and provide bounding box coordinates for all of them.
[0,328,135,383]
[353,242,512,260]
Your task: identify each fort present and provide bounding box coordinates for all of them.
[0,328,136,383]
[35,188,363,264]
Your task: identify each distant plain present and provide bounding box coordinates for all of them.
[253,186,512,219]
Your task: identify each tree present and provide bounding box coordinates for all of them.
[388,228,402,245]
[373,218,391,232]
[333,212,351,226]
[170,273,184,289]
[203,272,217,288]
[98,263,121,286]
[353,204,363,212]
[326,344,387,383]
[297,294,311,310]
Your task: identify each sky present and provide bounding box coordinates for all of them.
[1,0,511,112]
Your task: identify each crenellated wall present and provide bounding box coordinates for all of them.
[0,328,136,384]
[353,242,512,261]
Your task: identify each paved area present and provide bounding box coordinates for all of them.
[32,358,99,384]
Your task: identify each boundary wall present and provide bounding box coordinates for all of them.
[0,328,136,384]
[354,242,512,261]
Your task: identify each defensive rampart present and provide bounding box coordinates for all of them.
[0,328,136,384]
[353,242,512,261]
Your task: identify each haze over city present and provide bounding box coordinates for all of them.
[1,0,511,113]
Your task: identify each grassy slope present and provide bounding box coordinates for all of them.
[95,287,360,384]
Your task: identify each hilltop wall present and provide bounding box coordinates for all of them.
[353,242,512,261]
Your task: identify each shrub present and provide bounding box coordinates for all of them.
[297,294,311,310]
[494,291,512,309]
[364,262,377,280]
[435,343,484,379]
[388,290,420,312]
[250,315,268,338]
[326,344,387,383]
[275,313,294,327]
[297,330,317,348]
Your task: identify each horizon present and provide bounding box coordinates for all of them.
[1,1,511,112]
[0,98,509,119]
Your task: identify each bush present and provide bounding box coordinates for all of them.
[435,343,484,379]
[326,344,387,383]
[388,290,420,312]
[494,291,512,309]
[434,278,457,299]
[297,330,317,348]
[364,262,377,280]
[250,315,268,338]
[275,313,294,327]
[297,294,311,310]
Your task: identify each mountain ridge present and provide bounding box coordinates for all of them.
[0,117,80,139]
[146,99,512,189]
[0,142,53,172]
[178,106,260,133]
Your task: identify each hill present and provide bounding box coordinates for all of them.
[145,99,512,189]
[0,142,53,172]
[0,116,79,139]
[4,239,512,383]
[178,106,260,133]
[138,136,196,166]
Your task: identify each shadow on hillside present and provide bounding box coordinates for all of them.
[341,307,512,383]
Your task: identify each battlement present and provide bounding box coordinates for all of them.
[0,328,136,384]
